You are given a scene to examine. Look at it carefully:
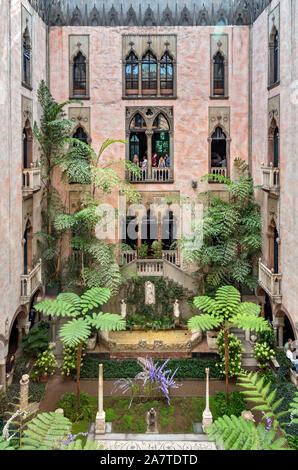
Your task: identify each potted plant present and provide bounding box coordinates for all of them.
[30,344,58,383]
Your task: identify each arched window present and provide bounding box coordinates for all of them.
[213,52,225,95]
[125,52,139,95]
[268,118,279,168]
[273,127,279,168]
[129,114,147,164]
[211,127,227,170]
[23,221,33,275]
[273,30,279,84]
[141,51,157,95]
[152,114,170,167]
[23,27,31,86]
[160,52,173,95]
[23,120,33,169]
[73,52,87,95]
[269,27,279,86]
[216,17,226,26]
[73,126,88,144]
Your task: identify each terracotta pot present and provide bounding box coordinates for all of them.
[41,373,48,383]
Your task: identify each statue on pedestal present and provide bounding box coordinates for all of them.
[173,299,180,326]
[145,281,155,305]
[121,299,127,319]
[146,408,158,433]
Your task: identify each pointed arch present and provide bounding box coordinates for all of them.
[160,51,174,95]
[73,50,87,95]
[23,219,33,274]
[269,25,279,86]
[22,26,31,86]
[268,117,279,168]
[125,51,139,95]
[141,50,158,95]
[23,119,33,169]
[213,51,225,95]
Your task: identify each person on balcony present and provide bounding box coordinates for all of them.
[141,157,147,168]
[219,157,226,167]
[132,154,139,166]
[286,346,298,372]
[158,156,166,168]
[152,153,157,167]
[165,154,170,168]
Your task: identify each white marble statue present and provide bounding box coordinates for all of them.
[121,299,127,319]
[145,281,155,305]
[173,299,180,319]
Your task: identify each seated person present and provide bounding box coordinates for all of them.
[286,346,298,372]
[284,338,294,354]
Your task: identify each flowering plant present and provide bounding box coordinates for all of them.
[30,344,57,381]
[254,341,275,369]
[112,358,182,408]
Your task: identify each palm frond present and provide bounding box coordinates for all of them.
[59,318,91,346]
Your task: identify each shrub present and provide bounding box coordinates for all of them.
[216,330,244,377]
[254,341,275,369]
[257,323,275,348]
[152,241,163,260]
[288,436,298,450]
[56,393,95,423]
[105,408,118,422]
[135,417,146,433]
[121,414,134,432]
[21,327,49,357]
[214,391,247,418]
[137,243,148,259]
[61,343,86,377]
[30,345,57,381]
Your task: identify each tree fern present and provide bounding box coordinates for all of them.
[88,312,126,331]
[60,439,104,450]
[59,318,92,347]
[21,412,71,450]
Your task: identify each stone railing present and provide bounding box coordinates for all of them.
[261,164,280,192]
[121,251,138,265]
[211,167,227,177]
[121,250,179,266]
[258,259,282,303]
[127,167,173,183]
[20,259,42,302]
[136,260,164,276]
[162,250,179,265]
[23,167,41,193]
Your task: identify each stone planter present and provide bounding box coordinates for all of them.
[206,330,219,350]
[87,334,97,350]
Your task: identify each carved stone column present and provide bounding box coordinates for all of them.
[146,130,153,180]
[202,368,213,433]
[95,364,105,434]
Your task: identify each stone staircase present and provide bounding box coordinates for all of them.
[230,328,257,368]
[120,258,197,296]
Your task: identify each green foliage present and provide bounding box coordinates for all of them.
[21,412,72,450]
[21,327,50,357]
[183,159,262,293]
[55,393,96,423]
[126,277,188,325]
[257,323,275,348]
[61,343,86,377]
[0,436,12,450]
[289,392,298,424]
[60,439,103,450]
[214,391,247,418]
[152,240,163,259]
[216,330,244,377]
[105,408,119,422]
[30,345,58,381]
[136,243,149,259]
[254,341,275,369]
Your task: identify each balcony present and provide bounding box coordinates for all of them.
[22,166,41,195]
[20,259,42,303]
[258,259,282,303]
[209,167,227,183]
[261,164,280,193]
[121,250,179,267]
[127,167,174,184]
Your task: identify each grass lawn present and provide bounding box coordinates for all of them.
[69,395,219,435]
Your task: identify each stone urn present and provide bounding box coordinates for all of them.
[206,330,219,350]
[87,333,97,350]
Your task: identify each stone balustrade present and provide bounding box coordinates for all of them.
[20,259,42,302]
[137,260,164,276]
[210,167,227,178]
[127,167,173,183]
[22,166,41,193]
[258,259,282,303]
[121,250,178,266]
[261,164,280,192]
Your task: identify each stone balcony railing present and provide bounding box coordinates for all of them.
[258,259,282,303]
[209,166,227,182]
[261,164,280,192]
[121,250,179,266]
[22,166,41,194]
[20,259,42,303]
[127,167,173,183]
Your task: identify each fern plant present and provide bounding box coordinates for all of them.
[188,285,270,401]
[207,371,289,450]
[182,158,262,295]
[35,287,125,409]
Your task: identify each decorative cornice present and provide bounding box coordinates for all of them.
[28,1,273,27]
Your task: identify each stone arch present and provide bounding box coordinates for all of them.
[269,24,279,85]
[274,306,297,345]
[23,118,33,169]
[267,217,279,273]
[71,123,92,146]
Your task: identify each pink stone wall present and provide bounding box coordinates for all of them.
[252,0,298,336]
[0,0,47,347]
[49,24,250,241]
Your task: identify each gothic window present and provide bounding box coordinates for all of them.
[142,51,157,95]
[126,107,173,183]
[216,17,226,26]
[73,126,88,143]
[210,126,229,179]
[269,27,279,86]
[268,118,279,169]
[125,52,139,95]
[73,52,87,95]
[23,221,33,274]
[22,120,33,169]
[22,27,31,87]
[160,52,173,95]
[213,52,225,95]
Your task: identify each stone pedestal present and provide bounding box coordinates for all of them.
[202,367,213,433]
[95,363,106,435]
[95,411,106,434]
[20,374,30,409]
